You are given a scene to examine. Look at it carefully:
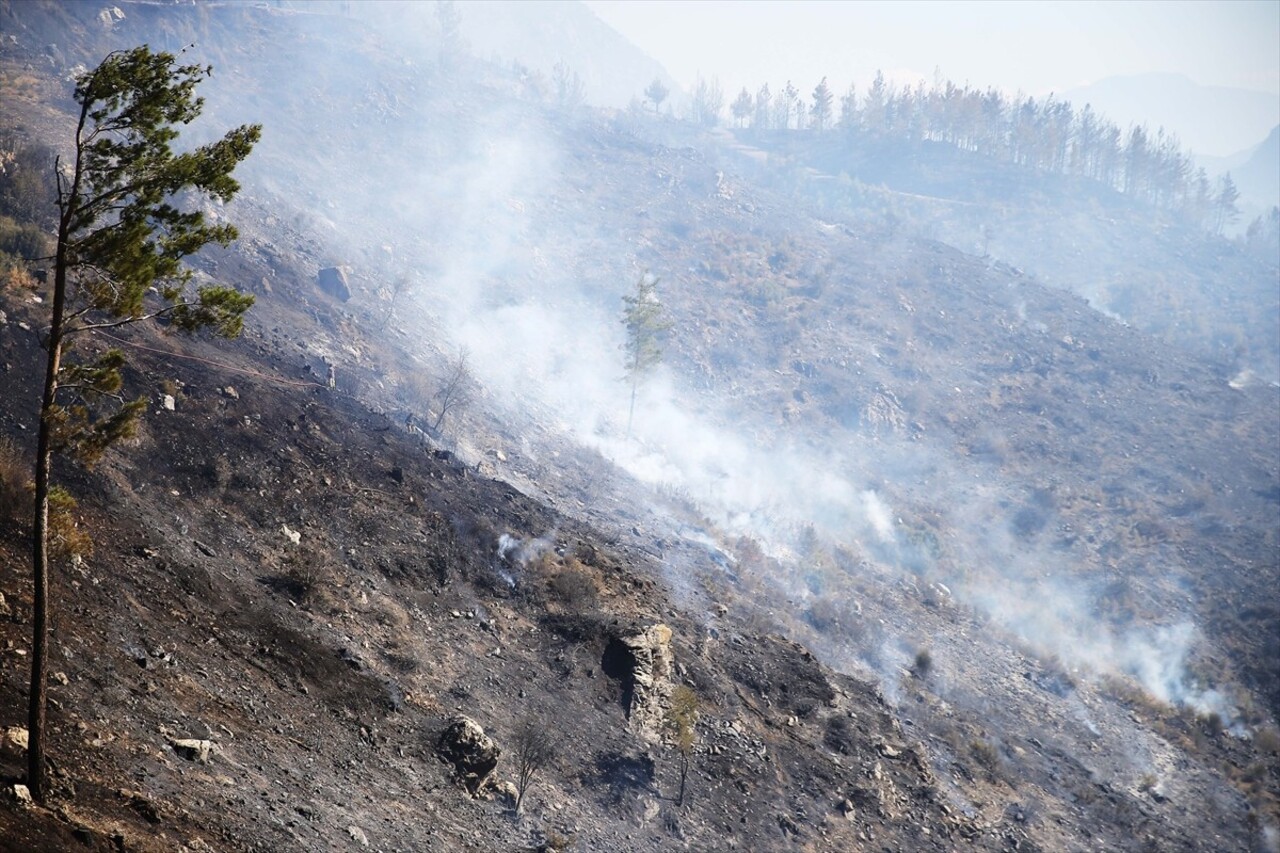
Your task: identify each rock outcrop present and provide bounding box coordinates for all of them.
[316,266,351,301]
[604,624,674,736]
[436,716,500,794]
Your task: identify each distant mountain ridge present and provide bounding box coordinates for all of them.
[1062,71,1280,158]
[1232,125,1280,214]
[453,0,676,108]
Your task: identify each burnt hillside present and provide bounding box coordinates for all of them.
[0,1,1277,850]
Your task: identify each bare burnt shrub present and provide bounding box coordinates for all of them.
[970,738,1002,780]
[0,438,32,529]
[548,561,599,612]
[912,648,933,679]
[540,611,610,645]
[824,714,857,755]
[261,545,338,607]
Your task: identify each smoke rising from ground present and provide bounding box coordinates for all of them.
[174,2,1240,724]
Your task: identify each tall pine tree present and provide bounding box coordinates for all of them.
[27,46,260,801]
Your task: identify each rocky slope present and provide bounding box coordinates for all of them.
[0,1,1277,851]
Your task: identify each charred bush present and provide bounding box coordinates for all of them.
[548,563,600,612]
[1011,504,1049,538]
[969,738,1001,779]
[824,714,858,755]
[912,648,933,679]
[541,611,610,645]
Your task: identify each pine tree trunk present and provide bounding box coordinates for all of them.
[28,193,72,803]
[627,375,637,437]
[27,380,54,803]
[29,295,66,804]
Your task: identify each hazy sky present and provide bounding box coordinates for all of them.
[582,0,1280,98]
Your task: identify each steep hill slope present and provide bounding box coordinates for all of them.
[0,1,1277,851]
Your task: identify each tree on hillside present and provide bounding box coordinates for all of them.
[666,685,698,807]
[778,80,800,130]
[379,272,422,329]
[862,71,888,132]
[1243,205,1280,258]
[552,61,585,112]
[837,83,858,130]
[1212,173,1241,235]
[730,87,753,129]
[690,76,724,127]
[26,46,260,802]
[810,77,833,131]
[753,83,773,130]
[511,713,557,815]
[436,0,464,69]
[431,347,476,432]
[644,77,669,113]
[621,272,671,436]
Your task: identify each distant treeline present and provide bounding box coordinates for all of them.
[682,73,1247,235]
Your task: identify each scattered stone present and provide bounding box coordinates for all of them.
[194,540,218,558]
[4,727,29,752]
[170,738,213,763]
[53,671,69,685]
[436,715,500,794]
[281,524,301,545]
[0,592,9,617]
[317,266,351,301]
[161,394,176,411]
[879,743,901,758]
[221,385,239,400]
[128,791,161,823]
[347,825,369,846]
[12,784,31,805]
[839,798,856,820]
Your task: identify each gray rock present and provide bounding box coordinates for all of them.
[317,267,351,302]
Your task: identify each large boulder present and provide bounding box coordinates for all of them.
[316,266,351,302]
[436,716,500,793]
[603,624,673,736]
